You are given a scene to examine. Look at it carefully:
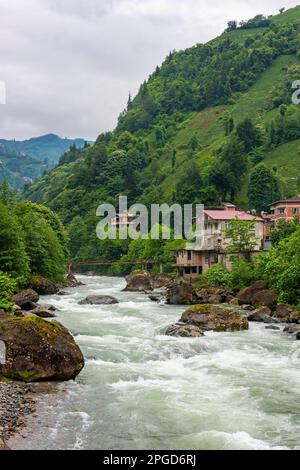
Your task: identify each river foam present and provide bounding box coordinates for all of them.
[9,275,300,450]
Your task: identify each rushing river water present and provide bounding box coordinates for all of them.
[10,276,300,450]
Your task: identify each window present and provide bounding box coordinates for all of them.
[192,267,197,274]
[225,222,231,229]
[187,251,192,261]
[214,223,219,230]
[205,255,210,264]
[278,208,285,215]
[292,208,299,215]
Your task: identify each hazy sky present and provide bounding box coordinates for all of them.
[0,0,297,140]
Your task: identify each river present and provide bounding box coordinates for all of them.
[9,275,300,450]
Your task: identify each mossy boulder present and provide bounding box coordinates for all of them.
[180,304,249,332]
[152,273,174,289]
[248,307,277,323]
[123,270,153,292]
[0,315,84,382]
[28,277,60,295]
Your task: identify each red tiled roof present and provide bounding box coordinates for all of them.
[204,210,263,222]
[269,197,300,206]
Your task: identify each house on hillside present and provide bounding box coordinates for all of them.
[110,211,137,230]
[269,196,300,223]
[176,203,264,279]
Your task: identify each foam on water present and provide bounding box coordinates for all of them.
[9,275,300,450]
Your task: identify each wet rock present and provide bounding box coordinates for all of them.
[265,325,280,331]
[252,290,278,310]
[152,273,174,289]
[229,298,240,306]
[207,294,223,304]
[123,270,153,292]
[274,305,300,324]
[57,291,68,296]
[0,315,84,382]
[165,323,204,338]
[11,289,39,310]
[296,331,300,340]
[248,307,276,323]
[166,281,198,305]
[283,324,300,335]
[180,304,248,332]
[29,307,56,319]
[149,294,165,303]
[65,272,84,287]
[79,295,119,305]
[237,280,268,305]
[28,277,60,295]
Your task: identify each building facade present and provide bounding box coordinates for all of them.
[176,204,264,279]
[269,197,300,223]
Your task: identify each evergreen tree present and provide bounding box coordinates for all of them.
[248,164,281,213]
[236,118,262,153]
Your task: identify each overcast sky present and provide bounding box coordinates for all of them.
[0,0,298,140]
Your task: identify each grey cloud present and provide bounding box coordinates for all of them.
[0,0,297,140]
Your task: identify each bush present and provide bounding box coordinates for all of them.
[205,264,231,288]
[0,271,17,312]
[229,257,257,289]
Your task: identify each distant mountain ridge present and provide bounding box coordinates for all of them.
[0,134,90,189]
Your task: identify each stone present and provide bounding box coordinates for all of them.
[65,272,84,287]
[148,294,164,303]
[252,289,278,309]
[29,307,56,318]
[283,324,300,335]
[180,304,249,332]
[165,323,204,338]
[79,295,119,305]
[28,277,60,295]
[237,280,268,305]
[265,325,280,331]
[11,289,39,310]
[207,294,223,304]
[0,315,84,382]
[123,270,153,292]
[166,281,198,305]
[152,273,174,289]
[229,298,240,306]
[248,306,276,323]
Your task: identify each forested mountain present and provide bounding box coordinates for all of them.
[0,134,89,188]
[23,6,300,265]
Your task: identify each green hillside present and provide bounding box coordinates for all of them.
[23,5,300,263]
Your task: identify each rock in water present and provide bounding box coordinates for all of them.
[152,273,174,289]
[123,270,153,292]
[0,315,84,382]
[79,295,119,305]
[248,306,277,323]
[165,323,204,338]
[166,281,198,305]
[11,289,39,310]
[180,305,249,332]
[28,277,60,295]
[29,306,56,318]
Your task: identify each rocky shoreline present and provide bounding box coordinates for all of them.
[0,381,37,450]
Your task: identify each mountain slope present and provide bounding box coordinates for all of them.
[0,134,89,188]
[23,5,300,262]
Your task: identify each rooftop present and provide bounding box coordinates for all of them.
[204,210,263,222]
[269,197,300,206]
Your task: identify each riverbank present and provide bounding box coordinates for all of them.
[0,381,37,450]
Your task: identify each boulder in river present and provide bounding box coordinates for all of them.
[79,295,119,305]
[166,281,198,305]
[152,273,174,289]
[28,277,60,295]
[0,315,84,382]
[248,307,277,323]
[65,272,84,288]
[236,280,268,305]
[165,323,204,338]
[180,304,249,332]
[11,289,39,310]
[123,270,153,292]
[29,306,56,318]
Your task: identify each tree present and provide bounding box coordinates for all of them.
[225,218,257,261]
[0,202,29,279]
[223,112,234,135]
[269,219,300,247]
[248,164,281,213]
[176,163,203,205]
[172,149,177,169]
[226,20,238,32]
[279,8,285,14]
[236,118,262,153]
